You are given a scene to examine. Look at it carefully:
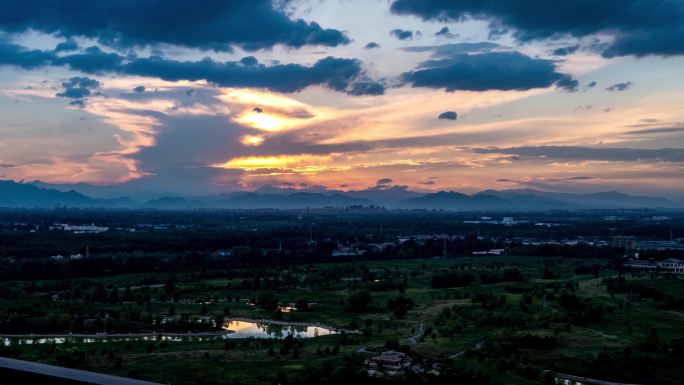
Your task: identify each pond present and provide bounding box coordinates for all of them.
[1,319,337,346]
[222,320,336,339]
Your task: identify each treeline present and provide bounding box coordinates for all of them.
[603,277,684,310]
[431,268,524,289]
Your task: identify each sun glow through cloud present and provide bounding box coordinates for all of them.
[240,135,266,146]
[213,154,349,174]
[235,112,285,132]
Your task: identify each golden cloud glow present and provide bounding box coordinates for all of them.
[235,111,285,132]
[214,154,348,174]
[240,134,265,146]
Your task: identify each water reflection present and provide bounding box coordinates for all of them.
[2,335,195,346]
[222,320,336,339]
[2,320,336,346]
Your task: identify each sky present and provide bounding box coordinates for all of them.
[0,0,683,199]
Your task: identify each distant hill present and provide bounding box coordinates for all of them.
[215,192,371,209]
[4,180,679,210]
[142,192,372,209]
[0,180,96,208]
[397,191,508,210]
[396,189,676,211]
[477,189,673,209]
[144,196,193,209]
[345,185,422,204]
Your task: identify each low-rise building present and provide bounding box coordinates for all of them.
[609,236,636,250]
[365,350,421,378]
[624,258,684,274]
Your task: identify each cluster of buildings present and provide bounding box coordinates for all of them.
[50,253,86,262]
[49,223,109,234]
[332,246,362,257]
[329,232,684,259]
[365,351,422,378]
[472,249,505,256]
[47,223,192,234]
[463,216,529,226]
[609,236,684,251]
[623,258,684,274]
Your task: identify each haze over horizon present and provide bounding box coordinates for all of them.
[1,0,684,200]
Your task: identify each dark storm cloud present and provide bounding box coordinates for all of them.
[390,0,684,57]
[348,80,385,96]
[401,51,577,92]
[0,41,55,69]
[132,114,247,170]
[365,42,380,49]
[438,111,457,120]
[0,0,349,51]
[555,75,579,92]
[239,56,259,67]
[376,178,393,185]
[120,56,383,94]
[390,29,414,40]
[53,39,79,53]
[0,42,385,95]
[56,76,101,99]
[472,146,684,163]
[57,46,124,74]
[552,44,580,56]
[606,82,632,91]
[121,165,245,196]
[435,27,455,38]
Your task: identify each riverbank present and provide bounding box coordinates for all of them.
[0,331,233,339]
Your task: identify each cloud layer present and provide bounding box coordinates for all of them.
[391,0,684,57]
[402,51,577,91]
[0,0,350,51]
[0,42,385,95]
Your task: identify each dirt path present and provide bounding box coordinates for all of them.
[406,321,424,345]
[449,340,485,359]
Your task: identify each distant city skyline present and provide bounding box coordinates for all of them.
[1,0,683,199]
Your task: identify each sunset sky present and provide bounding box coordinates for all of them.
[1,0,683,198]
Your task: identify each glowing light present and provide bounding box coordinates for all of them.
[236,112,284,131]
[240,135,265,146]
[213,155,348,174]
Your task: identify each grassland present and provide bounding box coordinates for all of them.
[2,256,683,385]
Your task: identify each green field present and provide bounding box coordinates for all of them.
[1,256,683,385]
